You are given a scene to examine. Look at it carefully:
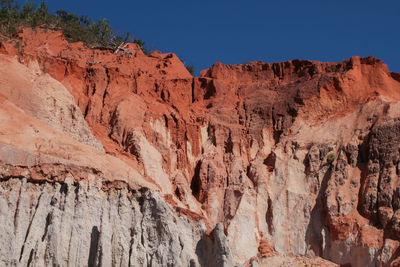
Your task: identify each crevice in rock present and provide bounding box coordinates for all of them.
[91,83,96,95]
[272,111,285,144]
[84,84,90,97]
[190,161,202,201]
[41,212,52,241]
[64,61,70,76]
[191,78,195,103]
[137,196,145,213]
[266,197,274,235]
[13,181,24,234]
[128,227,135,267]
[163,114,168,128]
[27,249,34,267]
[101,87,107,107]
[117,191,122,217]
[207,124,216,146]
[357,162,370,219]
[224,131,233,153]
[74,183,80,202]
[84,103,89,118]
[59,183,68,195]
[272,63,284,80]
[263,152,276,172]
[105,67,111,89]
[19,192,43,262]
[287,104,298,118]
[273,130,283,144]
[332,77,342,91]
[88,226,100,267]
[246,164,252,180]
[160,89,169,102]
[294,89,305,105]
[204,80,216,100]
[175,186,183,200]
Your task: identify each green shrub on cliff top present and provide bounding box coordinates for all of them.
[327,152,335,163]
[0,0,150,51]
[185,64,194,76]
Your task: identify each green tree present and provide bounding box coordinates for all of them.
[0,0,153,53]
[89,19,112,46]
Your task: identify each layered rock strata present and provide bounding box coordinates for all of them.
[1,28,400,266]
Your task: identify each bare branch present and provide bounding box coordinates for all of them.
[113,42,136,57]
[86,61,102,66]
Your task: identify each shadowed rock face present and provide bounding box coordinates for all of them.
[1,28,400,266]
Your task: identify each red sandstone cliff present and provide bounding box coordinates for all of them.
[1,28,400,266]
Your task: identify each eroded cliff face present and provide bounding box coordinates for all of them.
[1,28,400,266]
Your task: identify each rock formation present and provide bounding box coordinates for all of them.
[1,27,400,266]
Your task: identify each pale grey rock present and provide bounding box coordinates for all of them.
[195,222,234,267]
[0,178,210,267]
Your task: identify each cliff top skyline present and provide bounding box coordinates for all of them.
[18,0,400,75]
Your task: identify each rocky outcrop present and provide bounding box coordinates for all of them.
[0,178,205,266]
[0,54,103,151]
[1,28,400,266]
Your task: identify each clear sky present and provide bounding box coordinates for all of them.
[23,0,400,75]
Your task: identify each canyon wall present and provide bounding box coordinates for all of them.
[1,28,400,266]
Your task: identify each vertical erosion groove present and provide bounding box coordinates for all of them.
[266,197,274,235]
[88,226,100,267]
[190,161,202,201]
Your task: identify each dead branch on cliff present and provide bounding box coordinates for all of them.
[113,42,134,57]
[86,61,102,66]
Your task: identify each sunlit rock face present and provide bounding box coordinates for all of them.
[1,28,400,266]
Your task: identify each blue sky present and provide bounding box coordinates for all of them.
[22,0,400,75]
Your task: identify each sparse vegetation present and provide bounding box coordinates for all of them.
[330,64,340,72]
[0,0,151,52]
[132,39,152,56]
[185,64,194,76]
[327,152,335,163]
